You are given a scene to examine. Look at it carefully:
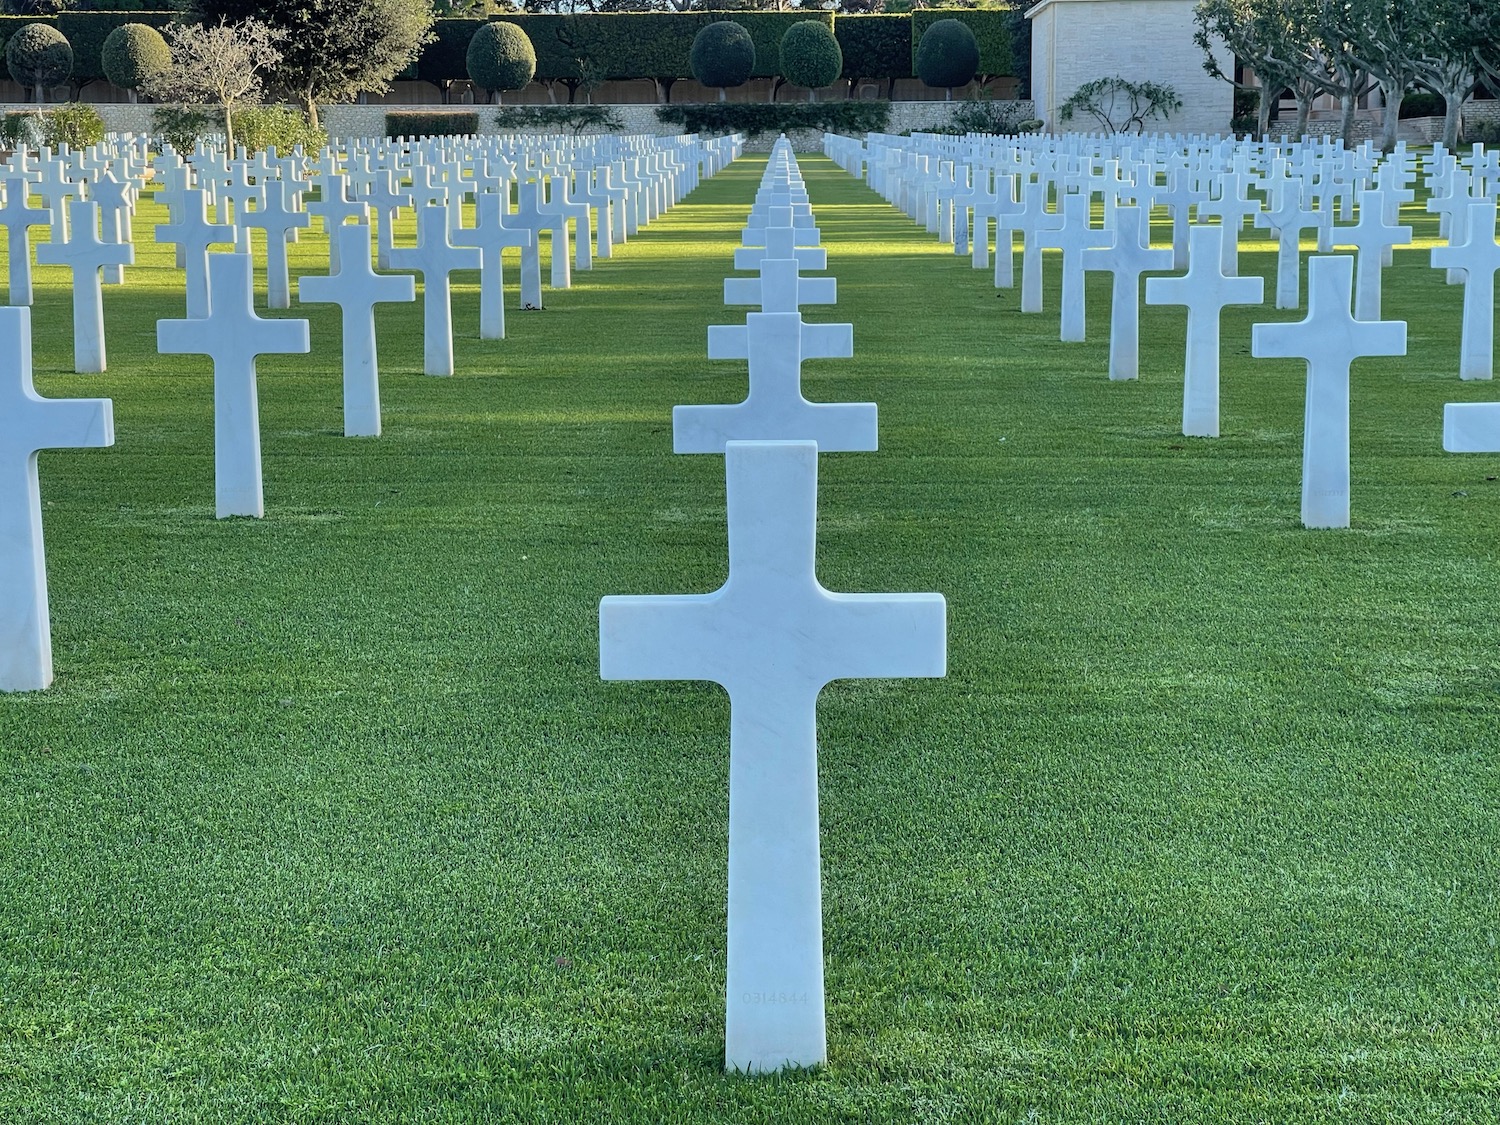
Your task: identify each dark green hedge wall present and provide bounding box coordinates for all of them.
[835,14,910,82]
[0,12,175,85]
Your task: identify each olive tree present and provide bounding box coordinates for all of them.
[141,17,284,151]
[192,0,434,130]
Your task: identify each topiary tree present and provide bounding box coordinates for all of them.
[779,20,841,103]
[6,23,72,105]
[466,20,535,105]
[101,23,171,105]
[915,17,978,101]
[690,20,754,103]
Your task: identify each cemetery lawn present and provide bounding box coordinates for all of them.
[2,151,1498,1124]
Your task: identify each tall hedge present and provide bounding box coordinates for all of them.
[835,14,911,83]
[911,9,1014,81]
[0,11,174,86]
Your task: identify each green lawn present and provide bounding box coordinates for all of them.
[1,151,1497,1123]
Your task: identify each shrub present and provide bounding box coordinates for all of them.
[152,105,223,152]
[466,20,534,101]
[384,109,479,138]
[100,22,169,93]
[1400,91,1445,119]
[690,21,754,94]
[39,102,103,148]
[779,20,841,96]
[234,105,326,155]
[492,104,621,134]
[945,90,1035,135]
[6,22,71,102]
[656,101,889,140]
[0,111,39,148]
[915,18,978,92]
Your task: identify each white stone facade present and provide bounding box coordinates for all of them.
[1027,0,1232,135]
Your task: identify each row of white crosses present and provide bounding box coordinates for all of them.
[600,137,946,1074]
[829,130,1437,531]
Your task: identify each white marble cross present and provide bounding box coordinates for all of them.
[388,204,481,377]
[1330,191,1412,320]
[298,223,416,438]
[307,174,369,273]
[0,177,52,306]
[542,173,592,273]
[90,171,134,285]
[725,258,836,314]
[154,188,235,318]
[674,314,871,453]
[35,201,133,374]
[363,169,411,270]
[1431,197,1500,381]
[239,179,311,310]
[1036,191,1113,342]
[1146,224,1263,437]
[1197,174,1259,275]
[732,222,826,273]
[1082,206,1172,380]
[512,178,571,290]
[1251,255,1406,528]
[0,306,114,691]
[599,439,946,1074]
[452,192,535,340]
[1254,180,1317,309]
[158,253,311,518]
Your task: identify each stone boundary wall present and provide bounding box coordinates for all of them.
[0,100,1035,152]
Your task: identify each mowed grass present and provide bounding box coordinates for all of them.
[1,151,1497,1123]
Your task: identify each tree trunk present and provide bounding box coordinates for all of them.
[1378,76,1402,153]
[305,90,319,130]
[718,86,725,103]
[32,83,43,105]
[1339,91,1358,147]
[1256,92,1272,140]
[1293,91,1312,138]
[127,88,137,105]
[1441,86,1464,149]
[224,105,236,152]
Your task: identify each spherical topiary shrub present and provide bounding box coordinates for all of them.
[690,21,755,102]
[6,24,72,105]
[915,18,979,98]
[779,21,842,102]
[101,23,171,103]
[466,22,536,105]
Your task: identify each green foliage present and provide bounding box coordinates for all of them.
[690,20,754,91]
[1461,116,1500,145]
[189,0,434,124]
[466,19,534,94]
[1059,75,1182,132]
[656,100,889,139]
[151,104,223,151]
[914,17,978,90]
[942,89,1036,135]
[0,13,176,85]
[383,108,479,138]
[779,19,841,92]
[834,14,911,82]
[412,17,472,83]
[1400,91,1445,118]
[233,104,326,154]
[5,21,70,93]
[0,110,37,147]
[492,104,621,134]
[912,8,1012,81]
[100,21,170,91]
[38,101,104,146]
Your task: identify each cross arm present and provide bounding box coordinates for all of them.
[816,592,947,685]
[723,276,836,308]
[600,592,726,685]
[1443,403,1500,452]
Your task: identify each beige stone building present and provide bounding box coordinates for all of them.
[1027,0,1233,134]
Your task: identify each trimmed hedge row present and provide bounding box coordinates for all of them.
[0,9,1015,91]
[417,10,1014,85]
[656,101,890,139]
